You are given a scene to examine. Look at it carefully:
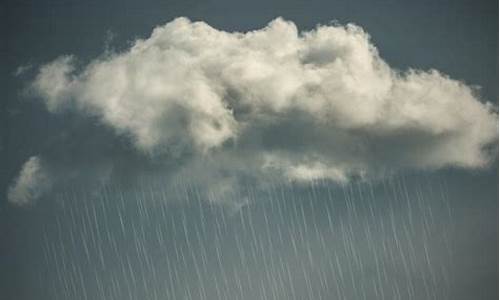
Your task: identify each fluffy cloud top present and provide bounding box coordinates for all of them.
[20,17,497,200]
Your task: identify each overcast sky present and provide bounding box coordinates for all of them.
[1,0,498,299]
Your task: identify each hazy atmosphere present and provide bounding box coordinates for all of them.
[1,0,498,299]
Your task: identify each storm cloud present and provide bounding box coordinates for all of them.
[10,17,498,204]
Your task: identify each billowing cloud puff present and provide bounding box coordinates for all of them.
[16,17,498,204]
[8,156,52,206]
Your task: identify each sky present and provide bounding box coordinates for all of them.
[1,0,498,299]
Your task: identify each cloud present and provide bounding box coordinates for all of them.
[7,156,52,206]
[14,17,498,204]
[13,64,33,77]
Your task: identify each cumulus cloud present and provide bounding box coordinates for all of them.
[8,156,52,206]
[15,17,498,204]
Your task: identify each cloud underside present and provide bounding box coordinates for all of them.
[10,17,498,204]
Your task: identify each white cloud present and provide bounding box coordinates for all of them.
[8,156,52,206]
[23,17,497,201]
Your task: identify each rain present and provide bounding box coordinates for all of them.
[2,0,498,299]
[25,173,458,300]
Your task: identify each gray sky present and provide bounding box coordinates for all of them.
[1,0,498,299]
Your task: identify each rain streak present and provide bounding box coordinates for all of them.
[34,175,455,300]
